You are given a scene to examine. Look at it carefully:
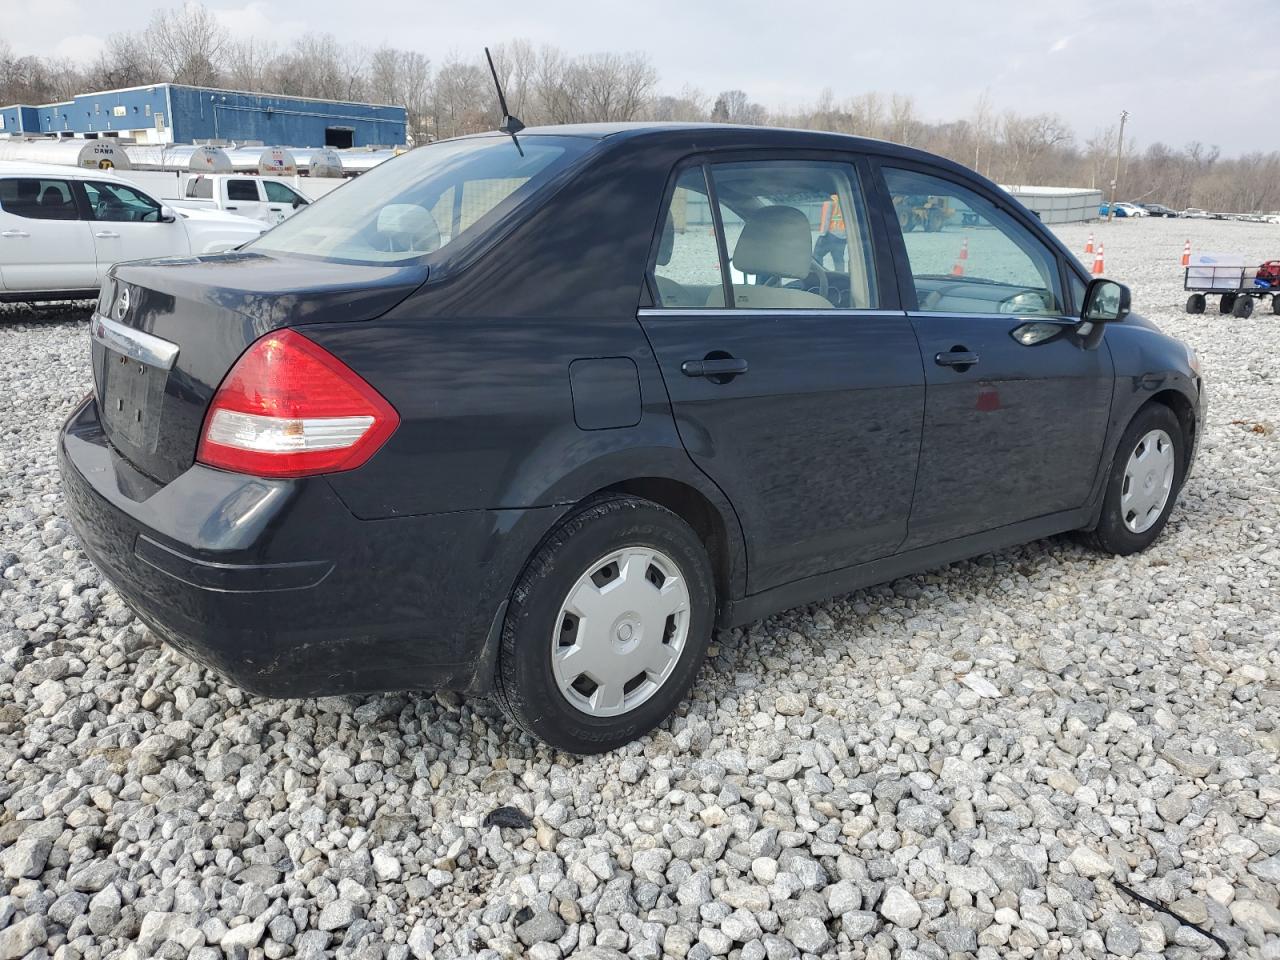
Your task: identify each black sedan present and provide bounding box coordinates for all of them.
[60,123,1205,753]
[1140,202,1178,217]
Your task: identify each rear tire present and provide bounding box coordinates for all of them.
[1081,404,1186,556]
[1186,293,1206,314]
[1219,293,1236,314]
[493,495,716,754]
[1233,295,1254,319]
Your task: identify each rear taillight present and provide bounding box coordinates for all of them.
[197,329,398,478]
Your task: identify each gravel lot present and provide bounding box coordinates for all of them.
[1,217,1278,960]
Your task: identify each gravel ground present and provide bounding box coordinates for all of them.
[1,217,1278,960]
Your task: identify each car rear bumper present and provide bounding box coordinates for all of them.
[59,396,554,698]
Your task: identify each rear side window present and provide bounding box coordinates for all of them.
[249,135,593,265]
[188,178,213,199]
[652,168,726,308]
[227,179,260,202]
[0,178,79,220]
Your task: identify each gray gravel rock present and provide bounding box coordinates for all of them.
[2,223,1279,958]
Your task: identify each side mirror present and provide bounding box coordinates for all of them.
[1081,278,1130,323]
[159,205,177,223]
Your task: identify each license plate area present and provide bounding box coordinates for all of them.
[102,350,166,451]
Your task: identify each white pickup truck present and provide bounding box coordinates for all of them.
[172,175,315,225]
[0,160,266,302]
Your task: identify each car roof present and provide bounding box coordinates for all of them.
[458,121,954,165]
[0,159,126,182]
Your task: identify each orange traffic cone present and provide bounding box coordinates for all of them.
[1084,232,1094,254]
[1181,239,1191,268]
[1092,243,1105,276]
[950,237,969,277]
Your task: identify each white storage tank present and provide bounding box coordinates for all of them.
[222,146,298,176]
[124,144,233,174]
[306,148,344,178]
[0,137,132,170]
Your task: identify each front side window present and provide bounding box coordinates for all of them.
[82,181,162,223]
[263,180,306,205]
[0,178,78,220]
[227,179,260,202]
[711,160,877,309]
[883,167,1063,316]
[249,135,593,265]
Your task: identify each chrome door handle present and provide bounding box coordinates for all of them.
[935,350,980,368]
[1,229,29,238]
[94,231,121,239]
[681,357,749,379]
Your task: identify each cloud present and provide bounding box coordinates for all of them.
[1048,35,1073,53]
[212,1,306,41]
[53,33,105,62]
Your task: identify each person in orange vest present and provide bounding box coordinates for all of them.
[813,193,847,271]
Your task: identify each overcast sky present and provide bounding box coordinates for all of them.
[8,0,1280,154]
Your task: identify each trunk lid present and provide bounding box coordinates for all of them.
[92,251,426,484]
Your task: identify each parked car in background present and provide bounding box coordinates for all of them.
[1181,208,1209,219]
[174,174,312,225]
[60,124,1205,753]
[1139,202,1177,217]
[1099,201,1147,217]
[0,161,265,302]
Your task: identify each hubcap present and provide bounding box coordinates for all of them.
[1121,428,1175,533]
[551,546,691,718]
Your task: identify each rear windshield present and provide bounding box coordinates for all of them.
[247,135,592,266]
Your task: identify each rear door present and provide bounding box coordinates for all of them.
[81,179,191,281]
[223,178,268,221]
[639,157,924,593]
[873,162,1113,547]
[0,176,97,291]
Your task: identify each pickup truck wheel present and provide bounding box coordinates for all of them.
[494,495,715,754]
[1080,404,1185,556]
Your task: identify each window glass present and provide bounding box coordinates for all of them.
[249,135,591,265]
[189,177,213,199]
[263,180,305,204]
[711,160,877,309]
[883,167,1062,316]
[82,181,162,222]
[652,168,725,308]
[0,178,79,220]
[227,179,260,202]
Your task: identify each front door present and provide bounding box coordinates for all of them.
[876,164,1114,547]
[640,159,925,593]
[0,176,97,291]
[224,177,269,222]
[80,180,189,282]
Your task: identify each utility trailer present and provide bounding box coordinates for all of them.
[1184,254,1280,318]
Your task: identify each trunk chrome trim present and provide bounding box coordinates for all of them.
[90,312,179,371]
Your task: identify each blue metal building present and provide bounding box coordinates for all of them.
[1,83,406,147]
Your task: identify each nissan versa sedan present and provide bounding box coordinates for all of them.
[60,123,1205,753]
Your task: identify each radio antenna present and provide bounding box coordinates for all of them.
[484,47,525,155]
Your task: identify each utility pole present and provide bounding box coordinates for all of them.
[1107,109,1129,223]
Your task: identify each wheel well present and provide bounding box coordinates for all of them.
[597,478,735,605]
[1145,389,1196,469]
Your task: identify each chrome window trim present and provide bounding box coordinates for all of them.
[90,312,179,370]
[638,308,908,318]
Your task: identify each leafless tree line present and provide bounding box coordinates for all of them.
[3,5,1279,212]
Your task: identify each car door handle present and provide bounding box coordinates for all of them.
[225,206,238,210]
[681,358,748,379]
[1,229,29,238]
[94,231,120,239]
[935,350,980,368]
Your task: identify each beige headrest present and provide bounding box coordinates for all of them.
[732,206,813,279]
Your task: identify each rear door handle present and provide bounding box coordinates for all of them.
[1,229,29,238]
[935,350,980,368]
[225,206,238,210]
[681,358,749,379]
[94,231,121,239]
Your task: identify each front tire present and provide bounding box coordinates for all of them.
[1233,295,1254,319]
[1186,293,1206,314]
[494,495,716,754]
[1083,404,1186,555]
[1219,293,1237,314]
